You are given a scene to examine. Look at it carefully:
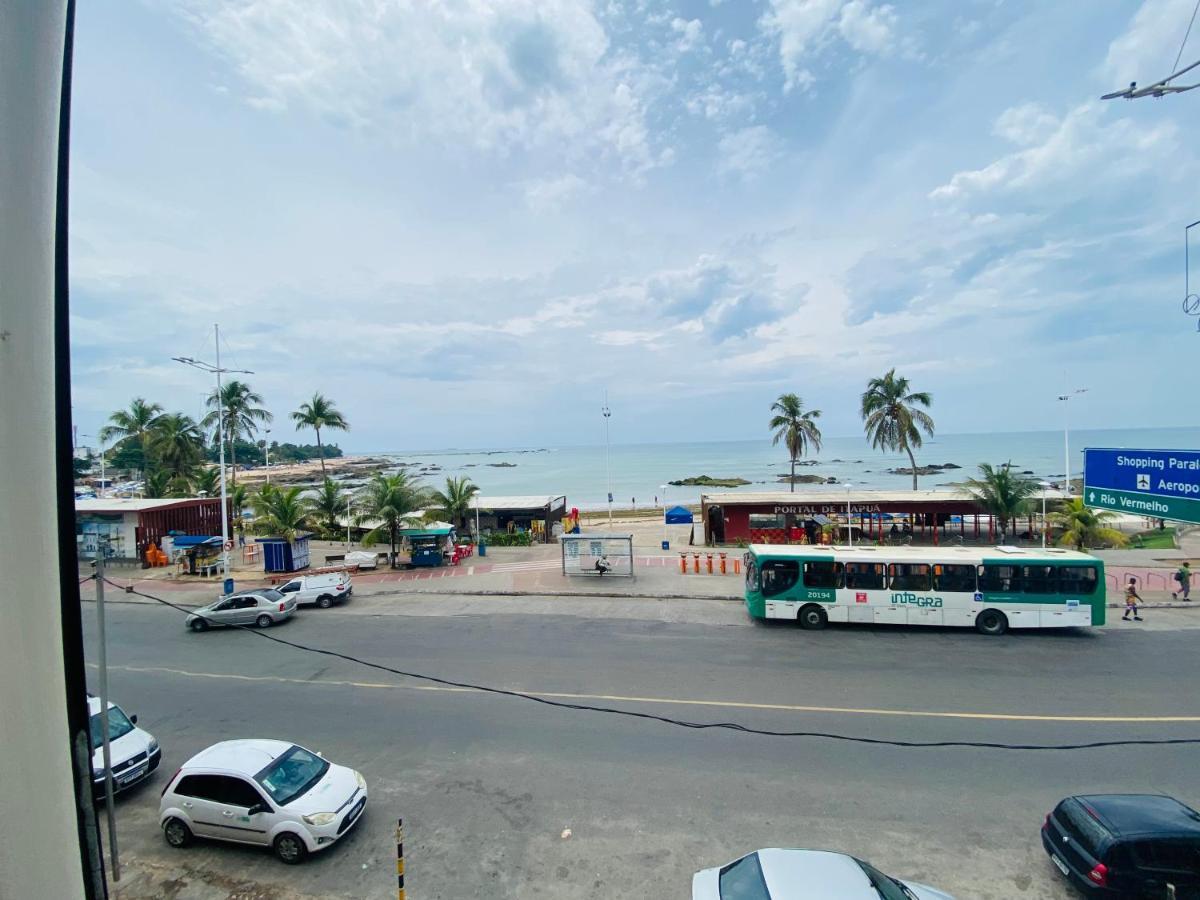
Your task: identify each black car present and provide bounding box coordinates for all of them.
[1042,794,1200,897]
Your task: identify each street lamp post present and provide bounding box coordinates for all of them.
[845,482,854,547]
[1057,387,1088,494]
[264,428,272,483]
[173,324,252,587]
[346,497,352,548]
[602,393,613,530]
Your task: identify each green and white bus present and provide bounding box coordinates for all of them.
[744,544,1106,635]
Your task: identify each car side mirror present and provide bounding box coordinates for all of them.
[129,714,138,724]
[248,802,269,815]
[316,751,324,759]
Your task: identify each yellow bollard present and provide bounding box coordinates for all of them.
[396,818,405,900]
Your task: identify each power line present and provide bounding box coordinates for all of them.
[1175,0,1200,74]
[106,579,1200,752]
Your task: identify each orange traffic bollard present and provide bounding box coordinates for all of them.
[719,552,727,574]
[679,553,687,574]
[692,553,700,573]
[705,553,713,574]
[733,557,741,574]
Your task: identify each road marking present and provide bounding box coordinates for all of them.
[90,663,1200,724]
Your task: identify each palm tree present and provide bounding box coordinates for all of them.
[964,462,1037,541]
[1051,498,1128,551]
[203,380,271,486]
[355,472,427,567]
[193,466,220,497]
[290,393,349,476]
[229,483,249,538]
[99,398,163,476]
[430,476,480,533]
[144,470,171,499]
[250,484,310,541]
[768,393,823,493]
[307,477,348,536]
[149,413,204,482]
[861,368,935,490]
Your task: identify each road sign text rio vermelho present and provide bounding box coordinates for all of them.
[1084,448,1200,525]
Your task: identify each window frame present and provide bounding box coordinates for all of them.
[1059,566,1099,596]
[979,564,1023,594]
[844,562,886,591]
[1021,564,1059,595]
[933,563,977,593]
[802,560,842,590]
[760,559,800,598]
[888,563,931,592]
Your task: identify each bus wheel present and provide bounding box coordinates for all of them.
[798,604,828,630]
[975,609,1008,636]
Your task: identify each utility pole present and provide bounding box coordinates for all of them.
[94,547,120,882]
[602,392,612,530]
[173,324,252,588]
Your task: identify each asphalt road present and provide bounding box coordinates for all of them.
[83,600,1200,900]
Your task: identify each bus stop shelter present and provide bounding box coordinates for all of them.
[560,533,634,578]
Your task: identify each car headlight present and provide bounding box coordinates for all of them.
[354,770,366,790]
[147,739,159,755]
[303,812,337,826]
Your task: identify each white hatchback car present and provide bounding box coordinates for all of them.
[88,695,161,796]
[159,739,367,864]
[693,849,955,899]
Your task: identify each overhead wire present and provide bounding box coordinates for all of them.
[1174,0,1200,74]
[105,579,1200,752]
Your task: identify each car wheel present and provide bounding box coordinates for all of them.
[190,618,208,632]
[798,604,828,630]
[163,817,192,848]
[274,832,308,864]
[256,614,272,628]
[317,595,333,609]
[975,609,1009,636]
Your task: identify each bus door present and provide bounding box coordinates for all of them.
[891,563,941,626]
[843,562,894,624]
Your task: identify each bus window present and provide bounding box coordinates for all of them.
[844,562,885,590]
[802,560,842,589]
[760,560,800,597]
[745,558,760,593]
[934,564,976,593]
[1059,566,1098,595]
[1022,565,1058,594]
[979,564,1022,593]
[889,563,930,591]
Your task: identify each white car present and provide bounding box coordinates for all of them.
[275,572,352,609]
[88,695,161,796]
[693,849,956,900]
[159,739,367,864]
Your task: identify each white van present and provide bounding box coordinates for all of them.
[275,573,352,609]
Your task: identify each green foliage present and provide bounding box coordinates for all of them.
[144,470,172,499]
[250,484,310,542]
[429,476,480,532]
[99,398,163,475]
[483,530,532,547]
[291,393,349,476]
[266,442,343,463]
[307,477,349,534]
[193,466,221,497]
[964,462,1037,538]
[206,438,266,466]
[203,380,271,484]
[1130,528,1176,550]
[355,472,427,565]
[73,455,93,479]
[861,369,934,490]
[107,438,145,473]
[1051,497,1128,551]
[149,413,205,480]
[769,392,822,493]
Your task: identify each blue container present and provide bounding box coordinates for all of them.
[223,577,234,595]
[478,542,487,557]
[661,540,670,551]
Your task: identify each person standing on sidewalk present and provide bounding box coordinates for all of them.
[1173,561,1192,601]
[1124,577,1144,622]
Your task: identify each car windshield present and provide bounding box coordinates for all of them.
[88,706,135,748]
[255,745,330,806]
[718,852,770,900]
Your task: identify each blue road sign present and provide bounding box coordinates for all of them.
[1084,448,1200,524]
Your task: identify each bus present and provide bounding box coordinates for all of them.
[743,544,1105,635]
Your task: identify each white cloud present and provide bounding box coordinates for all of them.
[991,102,1059,147]
[670,17,704,53]
[759,0,899,91]
[716,125,782,178]
[1103,0,1199,87]
[169,0,669,176]
[522,173,589,213]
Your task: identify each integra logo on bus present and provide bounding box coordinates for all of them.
[890,592,944,608]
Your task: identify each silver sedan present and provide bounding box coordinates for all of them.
[186,589,296,631]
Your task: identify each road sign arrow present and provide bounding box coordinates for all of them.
[1088,491,1095,502]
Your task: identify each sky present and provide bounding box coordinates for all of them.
[68,0,1200,453]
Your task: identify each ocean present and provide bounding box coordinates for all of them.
[363,427,1200,511]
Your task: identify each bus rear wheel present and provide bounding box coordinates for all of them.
[975,609,1008,636]
[798,604,828,630]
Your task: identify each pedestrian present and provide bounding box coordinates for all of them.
[236,524,245,548]
[1123,577,1144,622]
[594,554,612,576]
[1173,561,1192,601]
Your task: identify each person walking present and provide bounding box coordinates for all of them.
[1173,561,1192,601]
[1123,576,1144,622]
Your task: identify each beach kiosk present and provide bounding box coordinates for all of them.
[662,505,694,550]
[398,522,456,567]
[255,533,312,574]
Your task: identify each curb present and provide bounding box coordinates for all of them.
[361,588,744,602]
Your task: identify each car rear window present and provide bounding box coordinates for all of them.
[1059,798,1114,857]
[259,589,284,602]
[718,852,770,900]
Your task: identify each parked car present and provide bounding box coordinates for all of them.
[186,589,296,631]
[692,848,955,899]
[275,572,352,609]
[87,694,161,796]
[1042,794,1200,896]
[159,739,367,864]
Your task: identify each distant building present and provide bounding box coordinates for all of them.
[75,497,226,561]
